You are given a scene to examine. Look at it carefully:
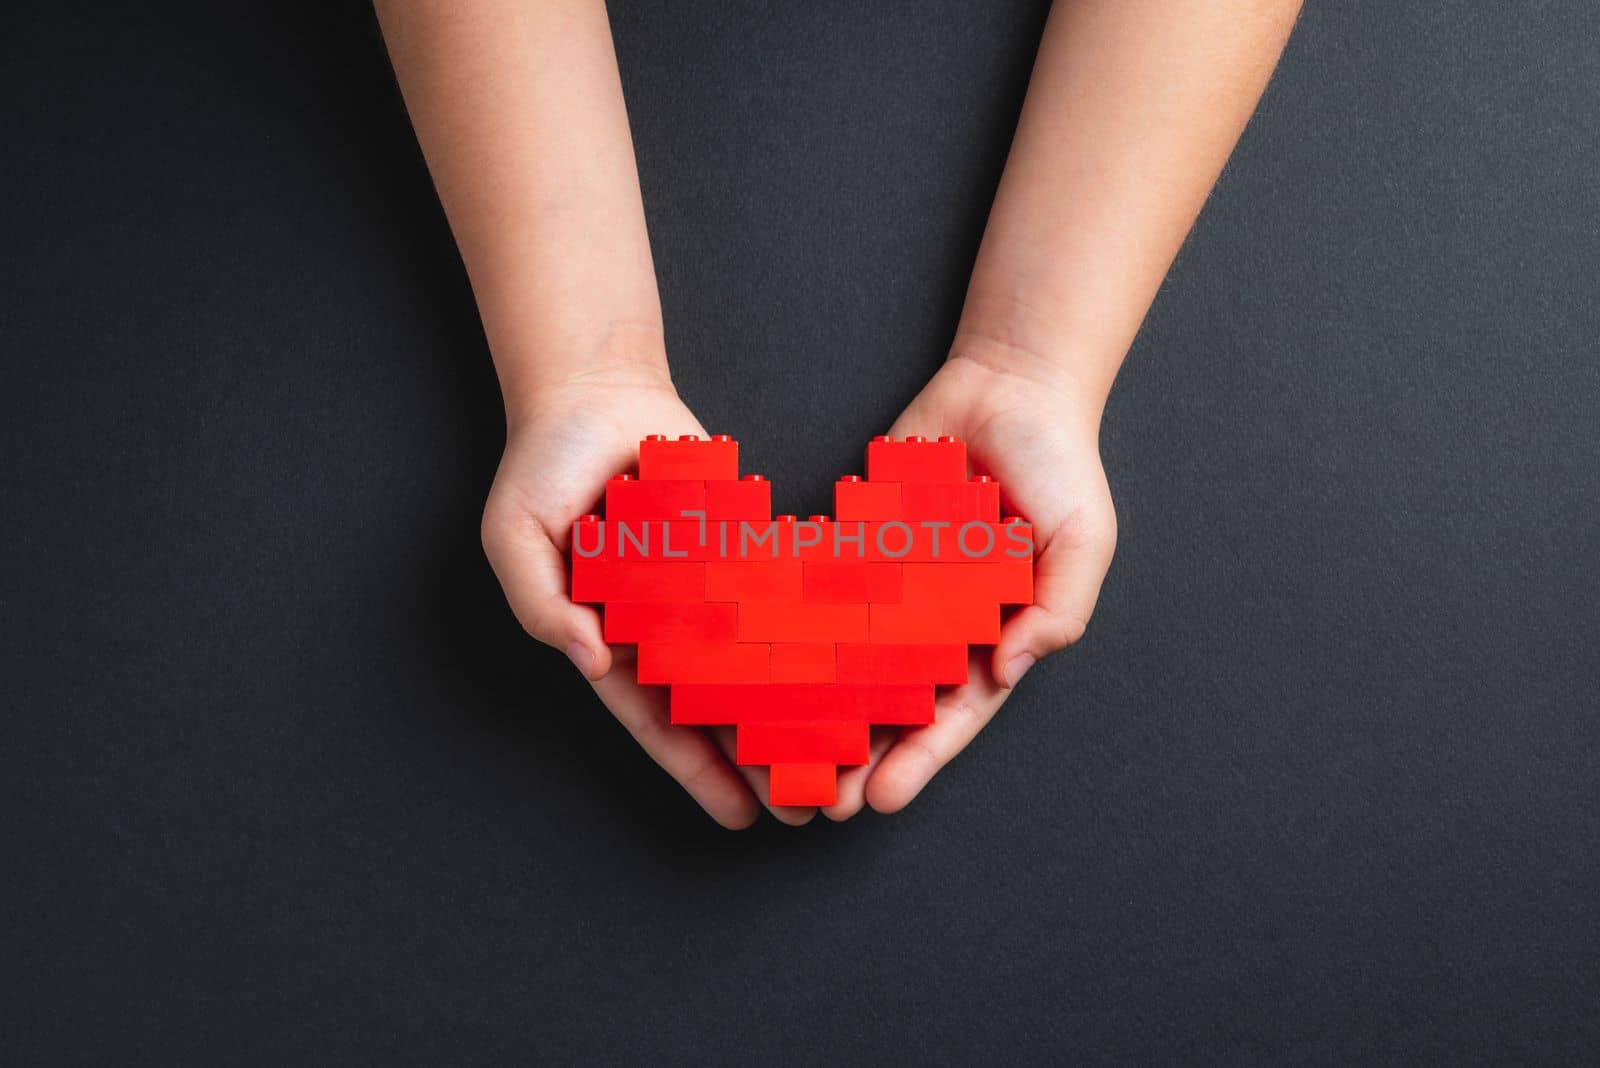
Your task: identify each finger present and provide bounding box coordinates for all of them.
[866,652,1008,814]
[821,726,898,821]
[992,510,1115,689]
[592,656,758,830]
[711,727,817,826]
[482,504,613,681]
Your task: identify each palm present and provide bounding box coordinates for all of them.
[482,379,815,828]
[823,357,1118,818]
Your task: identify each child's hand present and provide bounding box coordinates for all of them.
[480,371,815,829]
[824,353,1118,819]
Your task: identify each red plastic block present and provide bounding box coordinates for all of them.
[803,561,902,603]
[705,560,803,602]
[705,475,770,520]
[869,601,1001,644]
[836,643,968,685]
[769,763,836,806]
[604,477,705,520]
[1002,518,1035,558]
[671,683,933,725]
[639,434,738,481]
[668,519,757,560]
[834,476,902,520]
[572,519,724,561]
[866,435,966,483]
[968,476,1001,522]
[637,642,769,684]
[571,561,705,603]
[737,601,868,643]
[736,722,870,765]
[902,560,1033,605]
[856,521,1012,562]
[902,477,1000,522]
[769,643,836,682]
[765,518,839,561]
[703,518,803,560]
[601,518,776,561]
[604,602,736,643]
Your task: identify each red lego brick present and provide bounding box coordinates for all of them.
[768,763,836,806]
[569,515,607,559]
[713,518,809,560]
[604,518,747,561]
[570,561,705,603]
[636,641,769,684]
[968,476,1001,522]
[670,683,809,723]
[736,601,868,643]
[769,643,836,682]
[604,602,736,643]
[670,683,933,725]
[736,722,870,765]
[705,560,803,602]
[728,516,843,562]
[604,476,705,520]
[901,476,1001,522]
[1002,517,1035,560]
[835,643,968,685]
[774,518,838,565]
[638,434,738,481]
[868,600,1001,644]
[902,561,1033,605]
[834,476,902,520]
[833,683,934,722]
[573,519,721,561]
[705,475,770,520]
[865,434,966,483]
[856,520,1011,561]
[993,558,1035,604]
[803,561,902,603]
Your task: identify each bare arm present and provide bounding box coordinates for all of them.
[377,1,789,829]
[962,0,1304,415]
[375,0,668,412]
[844,0,1303,817]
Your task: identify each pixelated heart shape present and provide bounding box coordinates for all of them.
[569,435,1034,806]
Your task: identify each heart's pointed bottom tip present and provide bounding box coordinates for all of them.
[768,762,838,807]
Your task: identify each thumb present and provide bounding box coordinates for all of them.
[482,504,613,681]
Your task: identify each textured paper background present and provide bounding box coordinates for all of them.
[4,2,1597,1062]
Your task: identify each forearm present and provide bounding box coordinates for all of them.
[375,0,667,419]
[956,0,1301,420]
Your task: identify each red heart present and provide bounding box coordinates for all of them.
[569,435,1034,806]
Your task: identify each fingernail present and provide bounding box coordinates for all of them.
[1002,654,1035,689]
[566,641,596,680]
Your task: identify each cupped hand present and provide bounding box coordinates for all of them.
[823,353,1119,819]
[480,369,816,829]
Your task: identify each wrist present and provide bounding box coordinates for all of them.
[950,284,1128,425]
[494,319,674,433]
[945,330,1110,435]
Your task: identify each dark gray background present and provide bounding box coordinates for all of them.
[4,2,1597,1063]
